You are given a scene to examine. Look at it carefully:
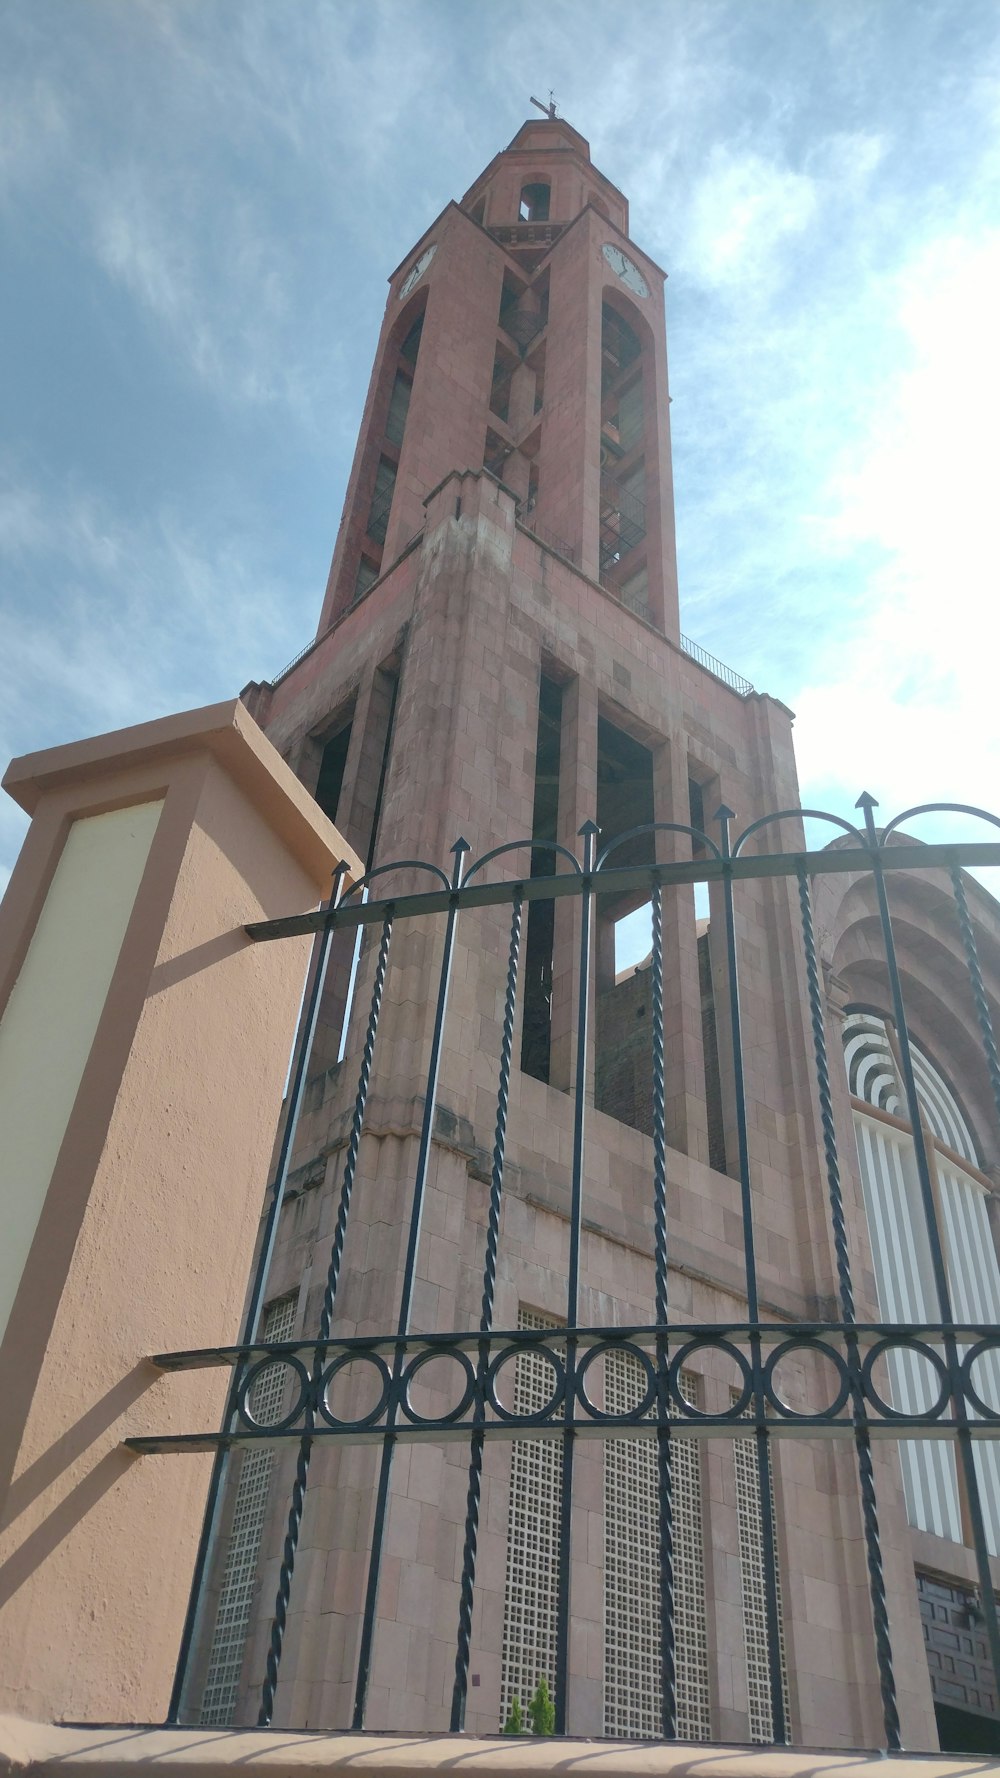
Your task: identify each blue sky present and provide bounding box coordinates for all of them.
[2,0,999,891]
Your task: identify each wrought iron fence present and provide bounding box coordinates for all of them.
[130,797,1000,1749]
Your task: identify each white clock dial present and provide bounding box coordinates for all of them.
[601,241,649,299]
[399,244,436,298]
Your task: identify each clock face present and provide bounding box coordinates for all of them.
[399,244,436,299]
[602,242,649,299]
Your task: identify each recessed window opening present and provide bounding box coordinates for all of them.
[687,768,724,1168]
[484,427,510,482]
[620,565,649,620]
[699,928,726,1173]
[594,718,656,1134]
[519,181,550,222]
[499,271,525,328]
[384,371,412,446]
[601,302,642,388]
[490,347,515,424]
[399,313,423,365]
[520,674,563,1084]
[616,376,644,453]
[366,457,397,546]
[500,272,548,350]
[614,901,651,978]
[687,775,707,855]
[315,720,353,825]
[469,195,486,226]
[600,461,646,574]
[353,556,379,604]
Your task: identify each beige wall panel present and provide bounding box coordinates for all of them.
[0,800,163,1345]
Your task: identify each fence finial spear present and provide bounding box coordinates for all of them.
[856,792,880,847]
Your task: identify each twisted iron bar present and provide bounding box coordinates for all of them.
[796,862,900,1750]
[318,914,395,1345]
[951,866,1000,1128]
[353,842,468,1730]
[168,865,348,1724]
[258,912,394,1726]
[554,823,597,1733]
[717,810,787,1744]
[451,893,523,1730]
[651,883,676,1739]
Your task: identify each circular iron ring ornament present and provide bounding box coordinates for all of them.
[669,1338,753,1418]
[862,1337,951,1421]
[401,1346,477,1426]
[576,1340,657,1420]
[317,1350,392,1431]
[487,1341,566,1423]
[960,1339,1000,1421]
[237,1353,312,1434]
[763,1338,851,1421]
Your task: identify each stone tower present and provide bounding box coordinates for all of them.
[199,116,938,1748]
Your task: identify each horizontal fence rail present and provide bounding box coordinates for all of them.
[131,1320,1000,1448]
[143,797,1000,1750]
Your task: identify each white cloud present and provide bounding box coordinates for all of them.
[0,471,303,790]
[792,229,1000,821]
[683,146,818,292]
[90,167,312,411]
[0,72,66,202]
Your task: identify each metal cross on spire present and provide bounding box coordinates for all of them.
[530,91,558,120]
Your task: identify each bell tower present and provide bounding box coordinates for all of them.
[318,115,680,639]
[217,117,874,1747]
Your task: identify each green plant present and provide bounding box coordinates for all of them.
[502,1695,523,1735]
[528,1676,555,1736]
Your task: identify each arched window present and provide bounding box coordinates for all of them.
[844,1010,1000,1552]
[519,181,550,222]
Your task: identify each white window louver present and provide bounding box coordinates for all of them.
[845,1013,1000,1554]
[603,1356,709,1740]
[199,1294,298,1725]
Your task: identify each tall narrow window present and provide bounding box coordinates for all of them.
[353,556,379,604]
[689,772,727,1172]
[617,377,644,452]
[499,1311,563,1728]
[314,721,352,825]
[199,1294,298,1725]
[732,1400,791,1743]
[384,371,412,446]
[594,717,655,1133]
[603,1359,710,1739]
[489,347,515,424]
[399,313,423,365]
[367,457,397,546]
[520,675,563,1083]
[699,931,727,1174]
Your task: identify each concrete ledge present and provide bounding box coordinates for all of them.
[2,698,363,887]
[1,1720,997,1778]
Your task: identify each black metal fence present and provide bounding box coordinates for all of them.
[130,797,1000,1749]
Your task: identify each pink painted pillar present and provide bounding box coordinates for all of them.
[0,699,360,1725]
